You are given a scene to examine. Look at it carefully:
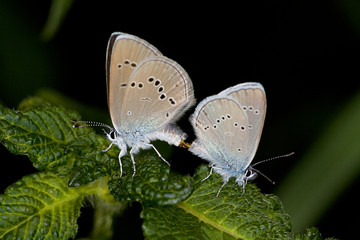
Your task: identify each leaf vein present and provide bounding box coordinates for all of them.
[177,202,242,239]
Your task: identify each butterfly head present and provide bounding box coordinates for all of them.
[236,167,258,187]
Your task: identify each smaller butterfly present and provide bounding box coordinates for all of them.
[73,32,195,177]
[189,82,267,196]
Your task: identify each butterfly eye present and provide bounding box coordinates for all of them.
[245,169,252,177]
[109,131,116,139]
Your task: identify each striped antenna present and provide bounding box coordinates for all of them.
[251,152,294,185]
[71,120,113,130]
[252,152,294,167]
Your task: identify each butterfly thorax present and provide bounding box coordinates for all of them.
[106,128,152,150]
[212,160,257,187]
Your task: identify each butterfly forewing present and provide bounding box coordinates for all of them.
[119,57,195,133]
[225,83,266,162]
[191,97,251,170]
[106,33,162,131]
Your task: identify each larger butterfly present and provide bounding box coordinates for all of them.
[75,32,195,177]
[189,82,266,196]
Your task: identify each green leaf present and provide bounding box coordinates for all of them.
[141,165,291,240]
[18,96,53,110]
[0,172,84,239]
[0,96,336,238]
[109,151,194,205]
[88,193,128,240]
[80,176,129,240]
[293,227,337,240]
[0,103,110,175]
[1,100,193,205]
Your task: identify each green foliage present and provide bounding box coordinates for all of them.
[41,0,74,41]
[276,90,360,232]
[293,227,337,240]
[0,172,83,239]
[142,166,291,239]
[0,101,102,175]
[0,96,334,239]
[108,152,194,205]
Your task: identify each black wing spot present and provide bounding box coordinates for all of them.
[160,93,166,100]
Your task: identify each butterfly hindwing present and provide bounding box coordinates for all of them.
[191,96,251,170]
[119,56,195,134]
[190,82,266,175]
[224,83,266,162]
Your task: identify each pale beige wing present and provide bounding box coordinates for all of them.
[119,56,195,133]
[224,82,266,162]
[190,96,251,170]
[106,32,162,131]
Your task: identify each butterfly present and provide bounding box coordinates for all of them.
[189,82,266,196]
[74,32,195,177]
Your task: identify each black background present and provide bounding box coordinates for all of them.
[1,0,360,239]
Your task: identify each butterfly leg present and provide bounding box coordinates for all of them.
[102,142,114,152]
[201,164,214,182]
[129,147,137,178]
[202,164,227,182]
[118,148,127,178]
[148,143,170,166]
[242,179,248,194]
[216,179,229,197]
